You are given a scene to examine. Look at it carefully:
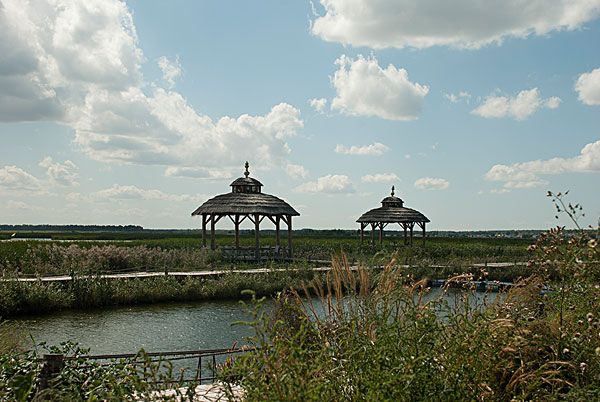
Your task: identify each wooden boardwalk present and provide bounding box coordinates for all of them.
[2,262,525,283]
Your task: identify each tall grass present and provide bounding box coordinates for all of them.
[221,224,600,400]
[0,269,318,317]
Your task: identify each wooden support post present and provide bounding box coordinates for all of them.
[370,223,375,245]
[275,216,281,252]
[234,214,240,249]
[409,223,414,246]
[38,354,65,391]
[360,223,364,244]
[287,215,293,259]
[379,223,383,244]
[403,223,408,245]
[201,215,207,248]
[210,215,216,250]
[422,222,426,246]
[254,213,260,260]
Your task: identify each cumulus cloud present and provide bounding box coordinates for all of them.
[164,166,233,179]
[330,55,428,121]
[311,0,600,49]
[0,166,42,192]
[361,173,399,183]
[293,174,354,193]
[575,68,600,105]
[335,142,389,156]
[157,56,182,88]
[39,157,79,186]
[485,140,600,189]
[308,97,327,113]
[92,184,205,203]
[286,164,309,179]
[414,177,449,190]
[472,88,561,120]
[0,0,303,175]
[444,91,471,103]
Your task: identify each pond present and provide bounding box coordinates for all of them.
[15,288,498,355]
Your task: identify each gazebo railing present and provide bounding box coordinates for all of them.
[220,245,290,261]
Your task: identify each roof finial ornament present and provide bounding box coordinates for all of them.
[244,161,250,178]
[391,185,395,197]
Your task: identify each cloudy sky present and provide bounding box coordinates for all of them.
[1,0,599,230]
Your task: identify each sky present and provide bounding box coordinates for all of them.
[0,0,599,230]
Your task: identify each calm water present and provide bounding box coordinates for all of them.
[18,300,257,354]
[15,288,497,355]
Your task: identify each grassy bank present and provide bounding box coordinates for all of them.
[0,270,319,317]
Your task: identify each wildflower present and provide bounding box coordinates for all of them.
[527,244,537,251]
[588,239,597,248]
[563,348,570,354]
[580,362,587,371]
[596,347,600,356]
[587,313,593,322]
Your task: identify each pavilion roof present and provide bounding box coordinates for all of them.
[357,186,430,224]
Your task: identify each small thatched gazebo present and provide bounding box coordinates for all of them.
[357,186,430,246]
[191,162,300,260]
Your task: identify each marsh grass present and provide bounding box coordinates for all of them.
[222,247,600,401]
[0,269,319,317]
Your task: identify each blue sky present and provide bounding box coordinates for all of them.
[0,0,599,230]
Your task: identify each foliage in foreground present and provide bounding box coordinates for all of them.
[223,218,600,400]
[0,341,202,401]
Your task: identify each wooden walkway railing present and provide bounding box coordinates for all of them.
[37,346,254,391]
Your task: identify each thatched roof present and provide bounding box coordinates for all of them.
[191,161,299,217]
[192,192,299,216]
[357,186,429,224]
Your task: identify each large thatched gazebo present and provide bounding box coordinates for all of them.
[191,162,300,260]
[357,186,430,246]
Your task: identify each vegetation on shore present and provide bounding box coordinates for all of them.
[222,211,600,400]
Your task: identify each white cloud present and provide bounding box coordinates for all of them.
[5,200,42,211]
[0,0,304,175]
[286,164,309,179]
[293,174,354,193]
[472,88,561,120]
[414,177,449,190]
[361,173,399,183]
[335,142,389,156]
[308,97,327,113]
[444,91,471,103]
[92,184,205,203]
[0,166,42,192]
[485,140,600,189]
[330,55,428,121]
[157,56,182,88]
[164,167,233,179]
[311,0,600,49]
[490,188,510,194]
[39,157,79,186]
[575,68,600,105]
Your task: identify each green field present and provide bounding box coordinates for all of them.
[0,231,532,277]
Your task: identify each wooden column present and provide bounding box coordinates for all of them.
[422,222,426,246]
[287,215,293,258]
[360,223,364,244]
[403,223,408,245]
[210,214,216,250]
[254,213,260,260]
[370,223,375,245]
[378,223,383,244]
[409,222,414,246]
[275,216,281,250]
[234,214,240,249]
[201,214,207,248]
